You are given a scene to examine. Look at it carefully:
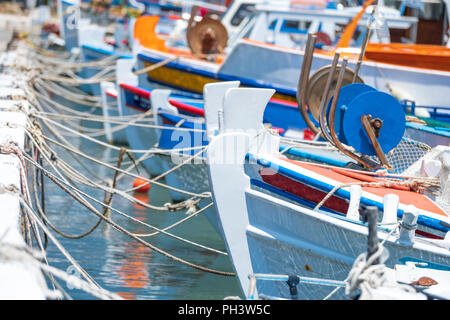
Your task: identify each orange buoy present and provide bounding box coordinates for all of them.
[133,176,151,193]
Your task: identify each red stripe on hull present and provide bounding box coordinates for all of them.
[106,91,117,99]
[259,168,350,214]
[168,99,205,117]
[259,168,444,239]
[120,83,151,99]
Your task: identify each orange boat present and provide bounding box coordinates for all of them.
[136,0,450,73]
[330,0,450,72]
[364,42,450,72]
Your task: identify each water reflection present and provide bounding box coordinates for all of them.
[115,242,151,300]
[132,192,150,212]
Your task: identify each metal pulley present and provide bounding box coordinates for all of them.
[186,10,228,57]
[297,33,406,170]
[296,34,363,134]
[322,57,405,170]
[305,65,363,122]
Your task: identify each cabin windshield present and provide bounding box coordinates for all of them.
[230,3,257,26]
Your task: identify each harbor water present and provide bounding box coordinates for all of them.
[39,100,241,300]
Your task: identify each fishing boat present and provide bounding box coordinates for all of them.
[116,80,356,232]
[134,0,450,122]
[115,69,438,237]
[74,1,447,148]
[60,0,409,96]
[114,57,207,177]
[202,32,450,298]
[246,205,450,300]
[56,0,184,96]
[204,77,450,299]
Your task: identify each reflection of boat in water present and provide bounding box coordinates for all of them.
[98,181,237,299]
[115,241,151,300]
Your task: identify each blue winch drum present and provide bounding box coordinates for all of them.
[342,89,406,156]
[329,83,406,156]
[327,83,377,145]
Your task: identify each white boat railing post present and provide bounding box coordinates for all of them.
[420,159,442,177]
[399,205,419,246]
[346,185,362,221]
[381,193,399,226]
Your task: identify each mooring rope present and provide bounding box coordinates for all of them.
[1,38,239,292]
[23,154,234,276]
[313,179,439,212]
[38,64,117,84]
[18,195,100,287]
[23,130,226,255]
[38,133,211,200]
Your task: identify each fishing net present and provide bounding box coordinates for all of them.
[370,137,432,174]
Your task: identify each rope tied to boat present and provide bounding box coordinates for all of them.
[0,241,122,300]
[0,141,31,201]
[0,183,20,195]
[345,243,417,300]
[23,155,234,276]
[345,243,387,298]
[313,178,439,212]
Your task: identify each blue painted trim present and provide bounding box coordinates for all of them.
[121,85,203,113]
[123,82,203,101]
[157,113,207,154]
[279,143,347,167]
[170,90,203,99]
[406,122,450,138]
[81,44,133,59]
[137,0,182,11]
[398,257,450,271]
[141,75,300,114]
[137,53,297,97]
